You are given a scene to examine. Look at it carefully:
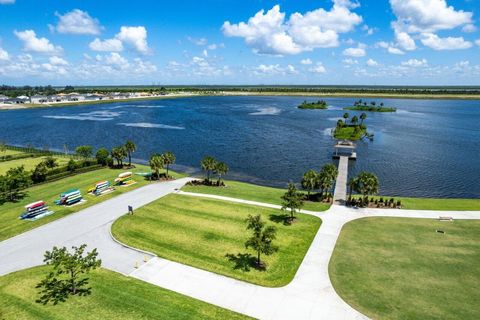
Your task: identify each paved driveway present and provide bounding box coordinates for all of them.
[0,178,191,276]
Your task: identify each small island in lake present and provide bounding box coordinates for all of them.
[333,112,373,141]
[345,100,396,112]
[298,100,328,109]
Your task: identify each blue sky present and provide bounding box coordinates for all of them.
[0,0,479,85]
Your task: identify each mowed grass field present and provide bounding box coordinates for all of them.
[351,195,480,211]
[329,218,480,320]
[0,165,161,241]
[0,156,70,174]
[0,267,250,320]
[112,195,321,287]
[182,180,331,212]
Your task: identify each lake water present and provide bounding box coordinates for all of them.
[1,96,479,198]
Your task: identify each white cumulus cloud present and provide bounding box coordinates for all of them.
[0,48,9,60]
[343,44,366,57]
[49,56,68,66]
[401,58,428,67]
[222,1,362,55]
[300,58,312,65]
[366,59,378,67]
[420,33,472,50]
[14,30,62,54]
[89,38,123,52]
[309,63,327,74]
[54,9,102,35]
[116,26,149,53]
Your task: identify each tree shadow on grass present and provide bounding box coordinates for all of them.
[225,253,265,272]
[269,213,295,226]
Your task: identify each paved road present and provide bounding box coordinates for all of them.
[0,178,191,276]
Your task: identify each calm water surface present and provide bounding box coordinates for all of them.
[1,96,479,198]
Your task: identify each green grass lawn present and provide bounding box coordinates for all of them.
[112,195,321,287]
[182,179,331,212]
[0,156,70,174]
[0,149,26,157]
[329,218,480,320]
[0,266,250,320]
[352,195,480,211]
[0,165,165,241]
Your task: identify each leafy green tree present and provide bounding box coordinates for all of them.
[36,244,101,305]
[124,140,136,167]
[111,146,127,167]
[0,142,6,160]
[281,183,304,222]
[301,169,318,197]
[352,172,379,204]
[214,161,229,185]
[343,112,349,125]
[149,154,165,179]
[321,163,338,181]
[43,156,58,169]
[348,177,359,201]
[360,112,367,125]
[201,156,217,183]
[95,148,110,166]
[75,146,93,161]
[31,162,49,183]
[67,159,76,172]
[245,214,278,268]
[1,166,31,201]
[162,151,176,178]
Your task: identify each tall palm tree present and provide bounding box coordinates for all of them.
[301,169,318,197]
[351,115,359,126]
[124,140,136,167]
[149,154,164,179]
[353,172,379,204]
[343,113,349,125]
[162,151,176,178]
[201,156,217,183]
[336,119,344,128]
[214,161,229,185]
[360,113,367,125]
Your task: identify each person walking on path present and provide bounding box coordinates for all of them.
[128,205,134,215]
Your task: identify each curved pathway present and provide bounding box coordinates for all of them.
[1,181,479,320]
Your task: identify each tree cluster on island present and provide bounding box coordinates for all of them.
[334,112,373,141]
[297,100,328,109]
[345,99,396,112]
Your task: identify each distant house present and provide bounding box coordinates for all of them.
[84,94,104,101]
[0,95,8,102]
[30,95,48,104]
[5,97,29,104]
[66,93,86,102]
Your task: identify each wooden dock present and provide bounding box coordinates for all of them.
[333,156,349,205]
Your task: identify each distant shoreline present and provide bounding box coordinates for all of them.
[2,90,480,110]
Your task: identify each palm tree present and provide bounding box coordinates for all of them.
[343,113,349,125]
[149,154,164,179]
[215,161,229,185]
[336,119,344,128]
[360,112,367,125]
[201,156,217,183]
[353,172,379,205]
[111,146,127,167]
[301,169,318,197]
[351,115,359,126]
[162,151,176,178]
[124,140,136,167]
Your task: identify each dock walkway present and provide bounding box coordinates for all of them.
[333,156,349,204]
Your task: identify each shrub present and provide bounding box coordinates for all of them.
[67,159,76,172]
